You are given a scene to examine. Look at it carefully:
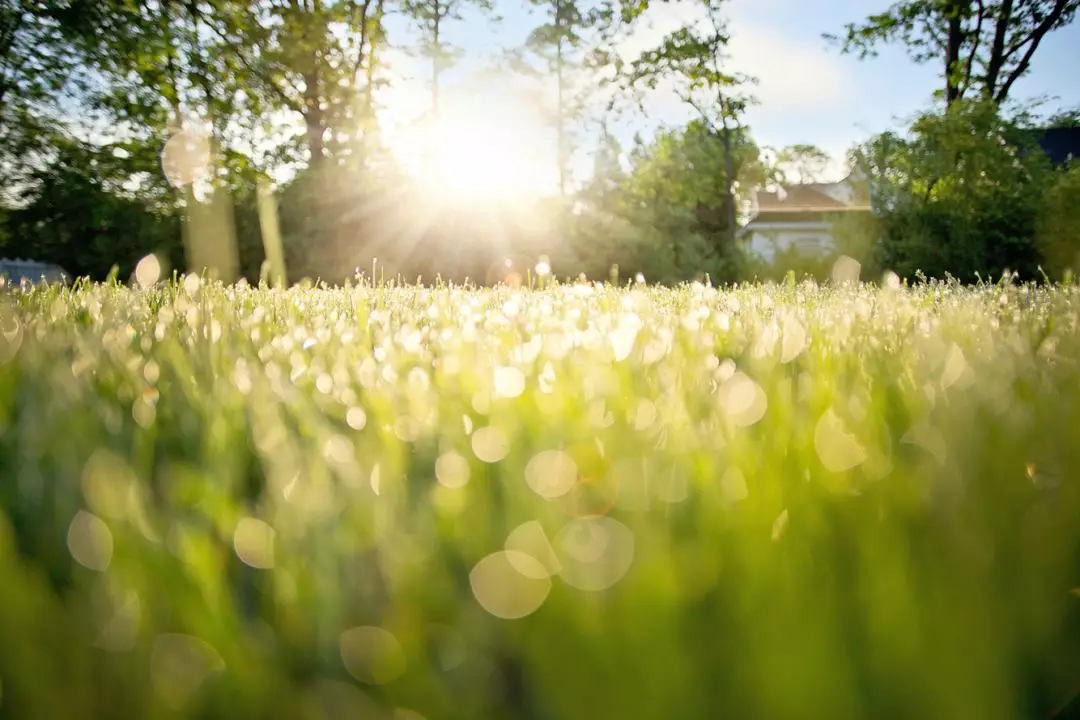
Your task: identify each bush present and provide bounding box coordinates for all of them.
[1037,163,1080,280]
[854,100,1055,281]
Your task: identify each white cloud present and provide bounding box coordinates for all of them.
[615,2,850,113]
[728,20,850,111]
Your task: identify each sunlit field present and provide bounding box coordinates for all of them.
[3,274,1080,719]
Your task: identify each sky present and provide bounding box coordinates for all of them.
[377,0,1080,186]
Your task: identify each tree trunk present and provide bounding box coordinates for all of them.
[432,5,441,119]
[720,108,736,239]
[305,0,325,171]
[555,0,566,197]
[945,1,964,105]
[984,0,1013,99]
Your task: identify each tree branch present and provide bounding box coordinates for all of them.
[962,0,986,99]
[995,0,1070,102]
[205,13,304,114]
[351,0,374,85]
[984,0,1014,97]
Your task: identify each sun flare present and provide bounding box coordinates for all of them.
[392,90,556,204]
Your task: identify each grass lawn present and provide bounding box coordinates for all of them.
[2,274,1080,719]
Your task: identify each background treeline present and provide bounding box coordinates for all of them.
[1,0,1078,286]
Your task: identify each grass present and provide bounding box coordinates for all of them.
[2,273,1080,719]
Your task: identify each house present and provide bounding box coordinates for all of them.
[1032,126,1080,168]
[0,258,70,285]
[738,174,872,262]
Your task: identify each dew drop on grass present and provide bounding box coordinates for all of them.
[493,366,526,398]
[470,551,551,619]
[555,516,635,592]
[435,451,470,488]
[471,426,509,463]
[233,517,276,570]
[716,359,736,383]
[95,593,141,653]
[134,254,161,288]
[632,398,657,431]
[814,408,868,473]
[0,307,24,363]
[150,634,224,710]
[538,362,556,394]
[370,463,382,495]
[902,420,948,466]
[721,467,748,503]
[940,343,970,390]
[339,626,407,685]
[504,521,561,578]
[308,680,382,719]
[182,274,201,295]
[780,314,806,363]
[609,324,638,362]
[718,372,767,428]
[67,510,113,572]
[524,450,577,499]
[346,406,367,430]
[81,449,136,520]
[771,509,790,541]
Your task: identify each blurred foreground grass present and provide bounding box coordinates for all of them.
[2,274,1080,719]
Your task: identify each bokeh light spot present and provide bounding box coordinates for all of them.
[135,254,162,288]
[814,408,868,473]
[340,626,407,685]
[435,451,471,488]
[471,426,509,463]
[493,366,526,398]
[555,516,635,592]
[233,517,276,569]
[504,521,562,579]
[150,634,225,710]
[67,510,113,572]
[470,551,551,619]
[524,449,577,499]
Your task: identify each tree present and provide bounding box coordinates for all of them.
[851,99,1055,279]
[1036,163,1080,279]
[566,120,769,283]
[404,0,495,121]
[513,0,597,196]
[194,0,387,174]
[0,1,97,198]
[620,0,754,245]
[775,144,831,184]
[827,0,1080,108]
[0,138,183,279]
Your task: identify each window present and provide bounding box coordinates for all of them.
[792,235,830,256]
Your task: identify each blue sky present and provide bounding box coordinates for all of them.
[380,0,1080,184]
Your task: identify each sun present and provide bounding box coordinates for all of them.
[391,88,557,204]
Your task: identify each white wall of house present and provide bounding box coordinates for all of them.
[741,223,837,262]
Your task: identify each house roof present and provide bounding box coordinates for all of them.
[754,184,848,212]
[747,210,868,224]
[742,175,872,234]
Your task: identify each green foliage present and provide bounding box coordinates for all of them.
[0,140,183,280]
[853,100,1054,280]
[827,0,1080,106]
[774,144,831,184]
[1036,163,1080,279]
[3,278,1080,717]
[564,121,764,283]
[0,0,96,194]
